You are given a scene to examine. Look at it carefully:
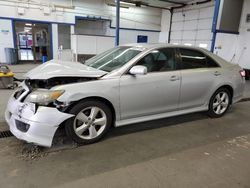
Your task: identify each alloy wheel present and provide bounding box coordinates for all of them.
[73,106,107,140]
[212,91,229,115]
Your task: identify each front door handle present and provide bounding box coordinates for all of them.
[214,71,221,76]
[170,75,180,81]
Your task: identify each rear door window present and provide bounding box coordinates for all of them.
[179,48,207,69]
[178,48,219,69]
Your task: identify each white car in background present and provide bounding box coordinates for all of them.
[5,44,245,147]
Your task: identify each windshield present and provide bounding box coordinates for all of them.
[84,46,143,72]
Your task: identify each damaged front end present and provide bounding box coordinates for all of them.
[26,76,97,89]
[5,76,97,147]
[25,77,98,109]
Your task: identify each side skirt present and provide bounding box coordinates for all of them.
[115,106,208,127]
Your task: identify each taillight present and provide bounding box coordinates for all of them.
[239,70,246,77]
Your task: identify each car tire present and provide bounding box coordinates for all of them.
[65,100,112,145]
[208,88,232,118]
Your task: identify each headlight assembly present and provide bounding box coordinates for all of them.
[25,89,65,106]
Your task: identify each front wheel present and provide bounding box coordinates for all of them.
[65,100,112,145]
[208,88,231,118]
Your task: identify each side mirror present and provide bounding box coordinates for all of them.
[129,65,147,75]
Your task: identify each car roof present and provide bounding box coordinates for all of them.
[120,43,233,68]
[120,43,208,51]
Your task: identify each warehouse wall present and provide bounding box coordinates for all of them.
[58,24,71,49]
[0,0,161,62]
[169,1,215,50]
[214,0,250,69]
[159,10,171,43]
[0,19,14,63]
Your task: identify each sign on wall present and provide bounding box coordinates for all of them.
[1,29,9,35]
[137,35,148,43]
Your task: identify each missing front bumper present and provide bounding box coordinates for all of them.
[5,97,74,147]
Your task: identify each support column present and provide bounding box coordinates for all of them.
[211,0,221,52]
[115,0,120,46]
[51,23,58,59]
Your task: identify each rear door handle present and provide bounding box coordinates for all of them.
[170,75,180,81]
[214,71,221,76]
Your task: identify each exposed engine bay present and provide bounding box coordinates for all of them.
[26,77,97,89]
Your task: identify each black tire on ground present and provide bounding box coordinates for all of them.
[64,100,113,145]
[208,88,232,118]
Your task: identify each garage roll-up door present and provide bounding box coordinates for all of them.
[170,4,215,50]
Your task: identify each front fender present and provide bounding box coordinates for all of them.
[53,79,121,121]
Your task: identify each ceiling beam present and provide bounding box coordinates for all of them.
[159,0,187,6]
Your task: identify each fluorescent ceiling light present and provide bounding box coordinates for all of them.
[24,27,31,32]
[172,43,179,45]
[115,0,134,5]
[106,0,131,8]
[25,23,32,26]
[184,43,192,46]
[199,43,208,48]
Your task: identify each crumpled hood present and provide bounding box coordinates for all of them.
[24,60,107,79]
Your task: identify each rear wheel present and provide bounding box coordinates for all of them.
[208,88,231,118]
[65,100,112,145]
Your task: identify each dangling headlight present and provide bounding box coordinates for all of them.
[25,89,65,106]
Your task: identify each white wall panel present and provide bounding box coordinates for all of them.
[52,24,59,59]
[159,10,170,43]
[214,0,250,69]
[214,33,238,62]
[183,20,198,30]
[184,10,199,21]
[159,31,169,43]
[160,10,171,32]
[171,22,183,31]
[182,31,196,40]
[73,35,115,55]
[0,19,14,63]
[196,30,213,40]
[172,12,184,22]
[96,37,115,54]
[199,7,214,18]
[197,19,213,29]
[170,40,181,45]
[170,31,182,40]
[170,4,214,50]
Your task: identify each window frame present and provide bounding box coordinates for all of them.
[176,48,221,70]
[124,47,179,75]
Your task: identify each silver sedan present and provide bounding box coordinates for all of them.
[5,44,245,147]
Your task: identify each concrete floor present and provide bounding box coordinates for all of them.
[0,64,250,188]
[0,102,250,188]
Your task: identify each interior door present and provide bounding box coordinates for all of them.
[177,48,220,110]
[119,48,181,120]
